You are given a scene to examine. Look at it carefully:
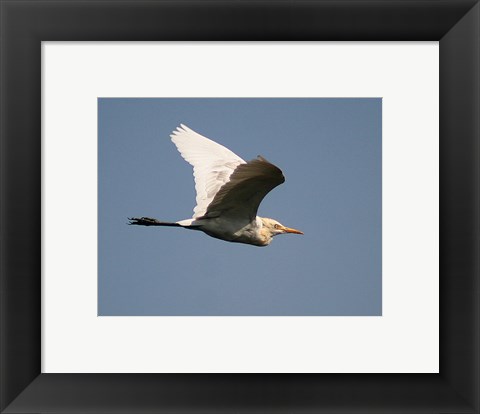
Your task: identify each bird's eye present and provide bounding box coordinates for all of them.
[274,224,280,229]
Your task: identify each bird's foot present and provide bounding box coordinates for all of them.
[128,217,162,226]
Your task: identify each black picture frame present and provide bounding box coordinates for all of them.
[1,1,479,413]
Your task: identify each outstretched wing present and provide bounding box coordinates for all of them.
[170,124,245,219]
[203,156,285,222]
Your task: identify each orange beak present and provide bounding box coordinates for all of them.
[282,226,304,235]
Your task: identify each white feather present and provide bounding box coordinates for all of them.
[170,124,245,219]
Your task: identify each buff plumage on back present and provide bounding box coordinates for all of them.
[170,124,245,219]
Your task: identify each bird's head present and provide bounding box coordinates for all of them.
[259,217,303,244]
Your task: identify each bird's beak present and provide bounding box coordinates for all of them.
[282,226,304,235]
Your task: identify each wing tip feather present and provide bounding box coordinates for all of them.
[170,124,194,141]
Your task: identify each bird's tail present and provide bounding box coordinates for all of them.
[128,217,183,227]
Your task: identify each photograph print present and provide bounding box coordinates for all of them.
[98,98,381,316]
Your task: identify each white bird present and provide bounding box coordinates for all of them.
[129,124,303,247]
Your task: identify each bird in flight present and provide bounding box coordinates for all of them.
[129,124,303,246]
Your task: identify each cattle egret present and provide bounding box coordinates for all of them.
[128,124,303,246]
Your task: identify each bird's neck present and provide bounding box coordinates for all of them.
[256,216,265,228]
[255,218,272,246]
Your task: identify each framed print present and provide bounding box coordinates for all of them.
[1,1,479,413]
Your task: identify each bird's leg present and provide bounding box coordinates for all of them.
[128,217,182,227]
[128,217,165,226]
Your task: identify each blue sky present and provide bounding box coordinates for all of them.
[98,98,381,316]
